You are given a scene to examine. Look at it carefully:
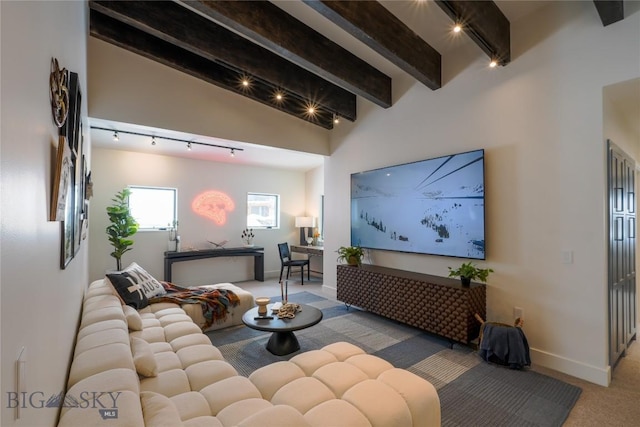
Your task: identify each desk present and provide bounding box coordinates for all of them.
[290,245,323,257]
[164,247,264,282]
[290,245,323,275]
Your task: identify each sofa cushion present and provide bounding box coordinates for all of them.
[271,377,336,414]
[182,416,223,427]
[342,379,412,427]
[123,305,143,331]
[200,376,262,415]
[312,362,369,398]
[68,343,135,388]
[140,369,191,397]
[170,391,212,421]
[248,361,305,400]
[304,399,373,427]
[378,368,441,427]
[74,327,130,356]
[215,398,273,426]
[131,337,158,378]
[184,360,238,391]
[237,405,311,427]
[140,391,184,427]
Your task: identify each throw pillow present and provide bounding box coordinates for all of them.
[107,262,167,309]
[106,273,149,310]
[120,262,167,299]
[131,337,158,378]
[140,391,183,426]
[122,305,143,331]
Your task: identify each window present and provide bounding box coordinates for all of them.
[128,186,177,230]
[247,193,279,228]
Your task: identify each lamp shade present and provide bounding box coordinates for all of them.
[295,216,314,228]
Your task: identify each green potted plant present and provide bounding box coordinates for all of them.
[448,261,493,286]
[336,245,365,266]
[106,188,139,270]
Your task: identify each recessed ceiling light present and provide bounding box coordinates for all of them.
[453,23,462,33]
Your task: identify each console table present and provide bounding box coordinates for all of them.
[337,264,486,344]
[164,247,264,282]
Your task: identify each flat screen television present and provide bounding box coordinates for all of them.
[350,149,485,259]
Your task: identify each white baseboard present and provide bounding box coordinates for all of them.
[530,347,611,386]
[322,284,337,299]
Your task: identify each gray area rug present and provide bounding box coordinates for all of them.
[206,292,581,427]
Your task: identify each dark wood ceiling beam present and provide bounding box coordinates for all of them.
[89,1,356,123]
[177,0,392,108]
[593,1,624,26]
[303,0,441,90]
[89,10,337,129]
[435,1,510,65]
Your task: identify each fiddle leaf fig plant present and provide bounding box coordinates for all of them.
[106,188,139,270]
[336,245,364,266]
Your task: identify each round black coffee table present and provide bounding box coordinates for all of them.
[242,304,323,355]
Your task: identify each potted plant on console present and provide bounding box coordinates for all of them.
[336,245,364,266]
[106,188,139,271]
[448,261,493,286]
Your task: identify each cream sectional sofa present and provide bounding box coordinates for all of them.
[57,279,441,427]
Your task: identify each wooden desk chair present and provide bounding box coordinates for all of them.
[278,242,310,285]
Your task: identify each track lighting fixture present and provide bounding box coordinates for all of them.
[453,23,462,33]
[333,114,340,125]
[91,126,243,156]
[489,59,498,68]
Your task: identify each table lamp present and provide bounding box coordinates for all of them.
[295,216,315,245]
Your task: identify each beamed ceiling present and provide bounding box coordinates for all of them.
[89,0,626,130]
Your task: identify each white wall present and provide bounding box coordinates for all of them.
[89,148,308,285]
[303,165,325,273]
[323,1,640,386]
[0,2,89,426]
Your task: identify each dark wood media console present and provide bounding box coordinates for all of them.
[337,264,486,344]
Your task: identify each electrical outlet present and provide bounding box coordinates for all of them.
[514,306,524,321]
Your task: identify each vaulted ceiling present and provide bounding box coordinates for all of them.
[88,0,626,130]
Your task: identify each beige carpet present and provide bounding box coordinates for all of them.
[535,339,640,427]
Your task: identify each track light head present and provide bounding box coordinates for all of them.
[113,131,119,142]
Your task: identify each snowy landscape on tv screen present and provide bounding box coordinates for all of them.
[350,149,485,259]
